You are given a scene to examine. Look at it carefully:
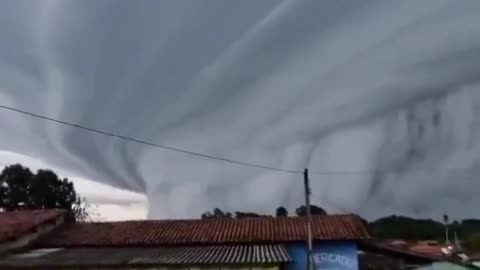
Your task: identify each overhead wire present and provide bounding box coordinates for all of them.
[0,104,477,176]
[0,104,302,174]
[3,105,477,221]
[309,167,478,176]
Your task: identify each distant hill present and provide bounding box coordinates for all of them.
[367,215,480,250]
[368,216,480,239]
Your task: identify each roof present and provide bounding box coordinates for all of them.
[131,244,292,265]
[0,245,292,269]
[360,240,446,262]
[37,215,368,247]
[0,209,66,244]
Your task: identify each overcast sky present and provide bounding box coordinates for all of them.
[1,0,480,220]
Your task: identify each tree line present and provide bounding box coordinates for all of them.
[0,164,88,221]
[200,205,327,219]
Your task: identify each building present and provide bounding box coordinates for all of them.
[360,240,480,270]
[0,209,369,270]
[359,240,445,269]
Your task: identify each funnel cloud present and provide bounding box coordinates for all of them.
[1,0,480,219]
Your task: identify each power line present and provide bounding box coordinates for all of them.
[310,167,478,176]
[1,104,478,176]
[0,104,302,174]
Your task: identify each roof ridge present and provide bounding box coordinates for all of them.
[35,214,369,247]
[0,208,67,214]
[78,214,357,224]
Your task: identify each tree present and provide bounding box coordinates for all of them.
[235,212,269,218]
[276,206,288,217]
[463,233,480,250]
[200,212,212,219]
[368,215,445,240]
[201,208,232,219]
[295,205,327,216]
[0,164,88,221]
[201,209,271,219]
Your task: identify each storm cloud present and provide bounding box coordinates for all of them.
[1,0,480,219]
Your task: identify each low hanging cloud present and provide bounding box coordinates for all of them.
[1,0,480,219]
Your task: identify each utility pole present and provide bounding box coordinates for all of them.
[304,168,314,270]
[444,214,450,245]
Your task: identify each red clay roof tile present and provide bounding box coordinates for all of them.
[37,215,368,247]
[362,240,448,261]
[0,209,66,243]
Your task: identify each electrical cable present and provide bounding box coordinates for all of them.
[0,105,302,174]
[1,104,477,176]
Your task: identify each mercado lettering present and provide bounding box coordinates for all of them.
[313,252,356,268]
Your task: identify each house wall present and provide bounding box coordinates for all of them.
[286,241,358,270]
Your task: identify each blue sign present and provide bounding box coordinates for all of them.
[312,242,358,270]
[286,241,358,270]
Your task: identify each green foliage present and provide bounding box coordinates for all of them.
[201,208,232,219]
[295,205,327,216]
[368,215,480,246]
[368,215,445,240]
[0,164,88,221]
[200,208,271,219]
[276,206,288,217]
[235,212,267,218]
[463,233,480,250]
[201,205,327,219]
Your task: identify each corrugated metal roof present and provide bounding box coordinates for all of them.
[0,245,291,268]
[129,244,292,265]
[37,215,368,247]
